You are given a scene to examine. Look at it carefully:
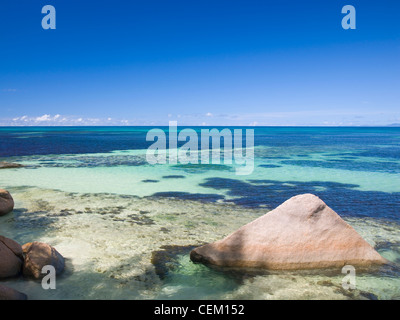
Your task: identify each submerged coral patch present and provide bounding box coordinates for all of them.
[171,163,233,173]
[200,178,400,221]
[162,175,186,179]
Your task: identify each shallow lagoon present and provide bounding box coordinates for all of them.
[0,127,399,299]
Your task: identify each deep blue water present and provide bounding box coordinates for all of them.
[1,126,399,221]
[1,126,400,158]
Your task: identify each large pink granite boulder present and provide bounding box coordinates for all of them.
[190,194,387,270]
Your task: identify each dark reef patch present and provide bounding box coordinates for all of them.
[280,159,400,174]
[28,154,148,168]
[258,156,291,160]
[199,178,400,221]
[258,164,282,169]
[171,163,233,173]
[149,192,225,203]
[126,213,155,226]
[355,148,400,160]
[162,175,186,179]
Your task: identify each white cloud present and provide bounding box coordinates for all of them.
[2,114,130,126]
[35,114,52,122]
[2,110,399,127]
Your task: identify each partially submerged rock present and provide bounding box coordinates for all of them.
[151,245,198,279]
[0,189,14,216]
[22,242,65,279]
[0,284,27,300]
[0,162,24,169]
[190,194,387,270]
[0,236,23,278]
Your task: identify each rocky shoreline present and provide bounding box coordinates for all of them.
[0,188,65,300]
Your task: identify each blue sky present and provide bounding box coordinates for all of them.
[0,0,399,126]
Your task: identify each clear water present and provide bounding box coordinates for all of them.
[0,126,399,300]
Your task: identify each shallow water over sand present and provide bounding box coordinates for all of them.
[0,186,399,300]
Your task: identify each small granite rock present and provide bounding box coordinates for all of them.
[22,242,65,279]
[0,284,27,300]
[190,194,387,270]
[0,189,14,216]
[0,162,24,169]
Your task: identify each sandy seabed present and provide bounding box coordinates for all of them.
[0,186,399,300]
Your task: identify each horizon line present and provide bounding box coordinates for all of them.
[1,124,400,128]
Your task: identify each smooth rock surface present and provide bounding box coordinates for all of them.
[0,236,23,278]
[190,194,387,270]
[22,242,65,279]
[0,284,27,300]
[0,189,14,216]
[0,162,24,169]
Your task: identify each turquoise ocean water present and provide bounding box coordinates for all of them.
[0,126,399,299]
